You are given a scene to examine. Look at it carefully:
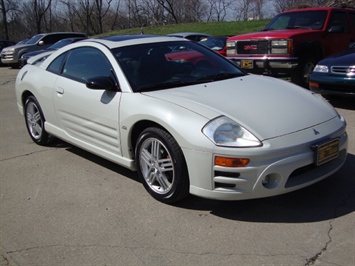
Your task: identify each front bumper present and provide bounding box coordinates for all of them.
[184,117,348,200]
[228,56,298,76]
[309,74,355,96]
[1,52,19,64]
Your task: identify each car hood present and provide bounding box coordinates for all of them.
[2,44,32,51]
[23,49,49,57]
[319,50,355,66]
[143,75,338,140]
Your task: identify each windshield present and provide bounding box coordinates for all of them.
[25,34,45,45]
[112,41,245,92]
[48,39,73,50]
[265,10,327,30]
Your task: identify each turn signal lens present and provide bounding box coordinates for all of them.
[215,156,250,167]
[309,82,319,88]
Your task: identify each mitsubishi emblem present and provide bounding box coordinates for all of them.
[313,129,320,135]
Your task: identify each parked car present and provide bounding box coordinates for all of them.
[19,37,87,67]
[15,35,347,203]
[0,39,16,65]
[309,43,355,96]
[168,32,211,42]
[1,32,87,68]
[199,36,228,56]
[226,7,355,87]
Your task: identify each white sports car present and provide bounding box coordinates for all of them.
[16,35,348,203]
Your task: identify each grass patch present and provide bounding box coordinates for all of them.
[95,19,270,37]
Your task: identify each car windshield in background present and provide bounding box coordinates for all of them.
[25,34,45,45]
[49,39,76,49]
[199,37,226,51]
[113,41,245,92]
[265,10,327,30]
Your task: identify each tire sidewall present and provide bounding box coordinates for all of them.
[24,96,50,145]
[135,127,189,203]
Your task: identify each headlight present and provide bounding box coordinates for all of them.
[313,65,329,73]
[226,41,236,56]
[202,116,261,147]
[270,39,292,54]
[2,48,15,54]
[271,40,288,46]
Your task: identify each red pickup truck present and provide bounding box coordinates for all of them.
[226,7,355,87]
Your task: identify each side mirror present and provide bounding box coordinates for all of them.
[86,76,118,91]
[38,40,44,46]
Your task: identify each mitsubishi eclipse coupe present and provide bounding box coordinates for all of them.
[15,35,348,203]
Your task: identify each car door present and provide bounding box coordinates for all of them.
[53,46,122,157]
[324,11,353,56]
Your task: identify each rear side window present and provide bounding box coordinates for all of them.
[47,52,68,74]
[328,12,349,33]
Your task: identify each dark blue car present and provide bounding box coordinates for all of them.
[19,37,86,67]
[309,43,355,96]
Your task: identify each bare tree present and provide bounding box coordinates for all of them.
[156,0,179,23]
[1,0,10,39]
[206,0,232,22]
[273,0,329,12]
[22,0,53,33]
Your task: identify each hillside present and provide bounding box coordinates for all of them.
[95,19,271,37]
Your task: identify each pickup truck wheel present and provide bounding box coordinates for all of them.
[291,56,317,88]
[11,63,20,69]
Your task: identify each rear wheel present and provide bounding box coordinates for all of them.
[291,56,317,88]
[135,127,189,203]
[24,96,53,145]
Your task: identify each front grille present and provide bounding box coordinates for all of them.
[331,65,355,75]
[236,40,269,55]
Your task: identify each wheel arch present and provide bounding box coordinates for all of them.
[130,120,174,158]
[294,40,323,61]
[21,90,35,108]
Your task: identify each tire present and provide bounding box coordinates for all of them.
[24,96,53,145]
[10,63,20,69]
[135,127,189,203]
[291,56,317,88]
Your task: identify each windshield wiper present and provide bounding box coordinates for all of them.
[261,28,275,31]
[286,26,313,30]
[135,73,244,92]
[136,79,203,92]
[197,72,244,82]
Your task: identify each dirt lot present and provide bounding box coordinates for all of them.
[0,67,354,266]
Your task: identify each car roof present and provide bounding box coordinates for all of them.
[168,32,212,37]
[82,35,188,49]
[282,7,355,13]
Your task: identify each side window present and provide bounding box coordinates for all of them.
[41,35,58,44]
[328,12,349,33]
[62,47,112,83]
[47,52,68,74]
[350,13,355,29]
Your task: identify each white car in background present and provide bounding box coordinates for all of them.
[15,35,348,203]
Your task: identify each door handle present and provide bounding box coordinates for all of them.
[56,87,64,95]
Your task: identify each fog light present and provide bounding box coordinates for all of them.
[262,174,280,189]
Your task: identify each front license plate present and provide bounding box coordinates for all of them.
[241,59,253,69]
[315,139,339,166]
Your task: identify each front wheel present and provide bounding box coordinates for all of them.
[291,56,317,88]
[135,127,189,203]
[24,96,53,145]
